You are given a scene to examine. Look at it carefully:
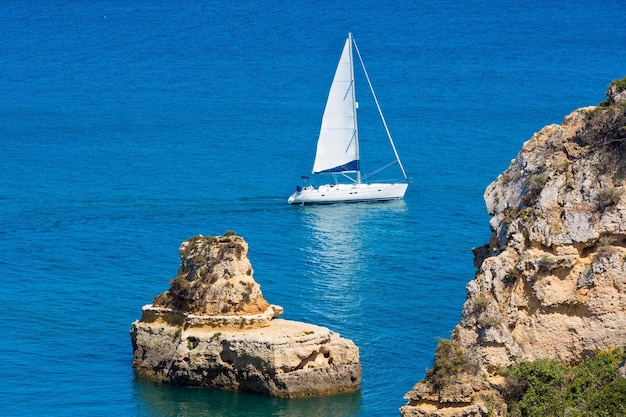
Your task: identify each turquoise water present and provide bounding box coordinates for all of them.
[1,1,625,416]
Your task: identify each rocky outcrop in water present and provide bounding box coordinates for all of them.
[131,232,361,398]
[401,82,626,416]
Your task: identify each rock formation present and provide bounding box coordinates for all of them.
[131,232,361,398]
[401,81,626,416]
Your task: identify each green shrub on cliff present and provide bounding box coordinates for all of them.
[596,187,623,212]
[522,172,548,206]
[586,377,626,416]
[600,75,626,106]
[609,76,626,93]
[426,338,476,390]
[503,358,567,416]
[501,348,626,416]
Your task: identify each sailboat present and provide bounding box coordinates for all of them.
[288,33,409,205]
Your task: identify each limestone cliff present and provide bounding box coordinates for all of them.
[131,232,361,398]
[153,233,269,316]
[401,81,626,416]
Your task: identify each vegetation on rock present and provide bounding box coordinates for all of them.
[500,349,626,417]
[600,75,626,106]
[577,75,626,146]
[522,172,548,206]
[577,105,626,146]
[596,187,623,211]
[610,76,626,92]
[426,338,478,390]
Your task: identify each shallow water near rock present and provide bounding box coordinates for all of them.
[1,1,625,416]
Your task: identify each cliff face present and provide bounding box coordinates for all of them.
[402,89,626,416]
[131,233,361,398]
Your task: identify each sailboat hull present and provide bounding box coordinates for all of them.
[288,182,408,205]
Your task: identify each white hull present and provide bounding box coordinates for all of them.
[288,182,408,205]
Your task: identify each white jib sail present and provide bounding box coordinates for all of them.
[312,35,359,175]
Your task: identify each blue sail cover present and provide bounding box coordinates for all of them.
[315,160,359,174]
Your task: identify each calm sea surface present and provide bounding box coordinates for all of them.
[1,1,625,416]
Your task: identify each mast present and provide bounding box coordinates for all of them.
[348,32,361,184]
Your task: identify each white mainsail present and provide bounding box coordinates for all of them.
[312,34,359,175]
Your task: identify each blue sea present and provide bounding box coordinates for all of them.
[1,1,625,416]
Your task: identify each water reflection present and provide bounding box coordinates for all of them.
[297,201,408,325]
[134,376,362,417]
[302,204,368,278]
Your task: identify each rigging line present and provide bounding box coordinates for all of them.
[340,172,358,183]
[352,36,408,181]
[361,160,398,180]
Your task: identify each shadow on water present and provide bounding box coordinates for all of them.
[133,376,362,417]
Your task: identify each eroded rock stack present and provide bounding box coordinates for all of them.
[401,86,626,416]
[131,232,361,398]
